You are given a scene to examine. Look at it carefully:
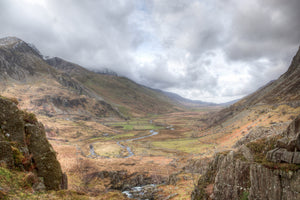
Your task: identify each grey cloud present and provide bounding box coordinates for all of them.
[0,0,299,103]
[225,0,300,61]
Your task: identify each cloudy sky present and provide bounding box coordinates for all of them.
[1,0,299,103]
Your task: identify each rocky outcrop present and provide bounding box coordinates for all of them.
[267,148,300,164]
[234,123,288,148]
[249,164,300,200]
[192,115,300,200]
[0,96,65,190]
[54,73,102,100]
[33,95,123,119]
[84,170,166,191]
[0,37,50,81]
[192,151,300,200]
[212,151,251,200]
[266,115,300,164]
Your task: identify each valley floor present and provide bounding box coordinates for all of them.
[42,103,299,199]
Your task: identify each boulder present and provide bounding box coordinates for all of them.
[25,123,62,190]
[239,145,254,162]
[292,152,300,164]
[266,148,294,163]
[0,97,25,145]
[0,96,65,191]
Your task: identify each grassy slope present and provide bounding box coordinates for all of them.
[0,166,128,200]
[82,74,179,115]
[46,57,184,116]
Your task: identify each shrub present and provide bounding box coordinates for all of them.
[241,191,249,200]
[11,146,25,167]
[24,172,38,186]
[9,97,19,105]
[22,111,37,124]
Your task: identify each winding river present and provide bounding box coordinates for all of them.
[89,129,159,158]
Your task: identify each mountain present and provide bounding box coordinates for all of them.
[156,89,217,107]
[208,46,300,126]
[0,36,212,120]
[45,56,183,116]
[0,37,126,120]
[191,46,300,200]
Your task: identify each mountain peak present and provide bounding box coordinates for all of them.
[0,36,42,58]
[0,36,23,47]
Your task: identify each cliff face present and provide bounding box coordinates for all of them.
[192,115,300,200]
[0,96,65,190]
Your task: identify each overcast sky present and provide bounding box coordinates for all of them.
[1,0,299,103]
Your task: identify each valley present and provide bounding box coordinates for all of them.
[21,101,300,199]
[0,37,299,200]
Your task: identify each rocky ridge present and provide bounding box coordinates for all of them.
[0,37,124,119]
[0,36,189,119]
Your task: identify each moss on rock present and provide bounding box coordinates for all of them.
[0,96,64,191]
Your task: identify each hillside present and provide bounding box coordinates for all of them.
[191,47,300,199]
[192,114,300,200]
[45,57,182,116]
[155,89,218,108]
[0,36,198,120]
[208,46,300,127]
[0,36,222,120]
[0,37,124,120]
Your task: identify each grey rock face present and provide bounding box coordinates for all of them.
[192,152,300,200]
[234,123,287,148]
[192,115,300,200]
[239,145,254,162]
[0,141,14,168]
[0,97,26,145]
[266,115,300,164]
[25,123,63,190]
[213,151,250,200]
[293,152,300,164]
[250,165,300,200]
[266,148,300,164]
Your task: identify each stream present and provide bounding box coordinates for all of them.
[89,129,159,158]
[122,184,157,199]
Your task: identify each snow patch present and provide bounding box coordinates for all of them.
[0,37,21,46]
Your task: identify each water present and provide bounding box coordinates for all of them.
[117,130,158,158]
[122,184,157,199]
[89,130,159,158]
